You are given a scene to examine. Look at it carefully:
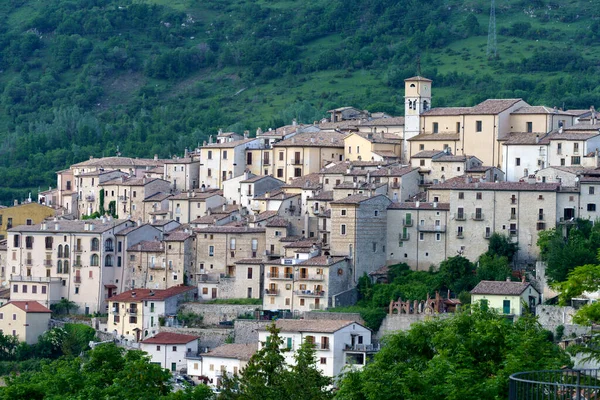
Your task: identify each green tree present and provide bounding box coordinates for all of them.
[287,339,333,400]
[336,307,571,400]
[438,256,477,295]
[51,298,79,315]
[486,233,518,262]
[476,254,511,281]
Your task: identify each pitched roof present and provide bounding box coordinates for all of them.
[539,131,600,143]
[404,76,432,82]
[471,99,523,114]
[349,132,402,144]
[2,301,51,313]
[470,280,533,296]
[311,191,334,201]
[203,343,257,361]
[235,258,265,265]
[511,106,570,115]
[196,226,265,234]
[330,194,391,205]
[388,202,450,211]
[298,255,346,266]
[412,150,446,158]
[253,210,278,223]
[422,107,472,116]
[430,176,560,192]
[169,190,222,200]
[500,133,547,145]
[266,217,289,228]
[143,192,173,202]
[283,173,321,189]
[9,219,130,233]
[407,133,460,142]
[359,116,405,126]
[273,131,345,148]
[203,138,259,149]
[141,332,199,345]
[72,156,164,168]
[108,286,196,302]
[260,319,364,333]
[100,177,168,186]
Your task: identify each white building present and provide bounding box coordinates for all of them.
[140,332,199,372]
[187,343,257,387]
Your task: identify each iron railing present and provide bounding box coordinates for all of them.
[509,369,600,400]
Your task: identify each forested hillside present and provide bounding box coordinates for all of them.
[0,0,599,203]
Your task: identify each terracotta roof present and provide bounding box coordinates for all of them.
[284,173,321,189]
[471,99,523,114]
[372,150,401,158]
[388,201,450,211]
[169,191,222,200]
[163,157,196,164]
[539,131,600,143]
[407,133,460,142]
[254,189,298,201]
[146,166,164,174]
[164,230,193,241]
[405,76,432,82]
[128,240,163,252]
[334,182,386,190]
[283,239,320,249]
[466,165,494,173]
[266,217,289,228]
[241,175,275,184]
[298,255,346,266]
[196,226,265,234]
[3,301,51,313]
[412,150,445,158]
[235,258,265,265]
[330,194,390,205]
[9,219,130,233]
[100,177,168,187]
[273,131,345,148]
[511,106,570,115]
[72,156,164,168]
[253,210,278,223]
[554,123,600,131]
[203,343,257,361]
[260,319,364,333]
[191,214,225,224]
[434,155,471,162]
[311,191,334,201]
[350,132,402,144]
[141,332,199,345]
[470,280,533,296]
[203,138,259,149]
[563,109,592,117]
[430,176,560,192]
[422,107,471,116]
[317,121,360,131]
[108,286,196,302]
[359,116,405,126]
[208,204,239,214]
[500,133,547,145]
[143,192,173,202]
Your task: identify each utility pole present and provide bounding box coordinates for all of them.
[487,0,497,58]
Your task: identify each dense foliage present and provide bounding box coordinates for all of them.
[0,0,599,203]
[335,307,571,400]
[0,343,214,400]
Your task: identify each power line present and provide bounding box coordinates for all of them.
[487,0,497,58]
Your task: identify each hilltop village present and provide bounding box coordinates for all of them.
[1,76,599,386]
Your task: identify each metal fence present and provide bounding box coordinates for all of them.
[509,369,600,400]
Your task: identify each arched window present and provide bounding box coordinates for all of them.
[105,255,113,267]
[104,238,114,252]
[64,244,69,256]
[63,260,69,274]
[91,238,99,251]
[57,245,63,258]
[57,260,63,274]
[91,254,99,266]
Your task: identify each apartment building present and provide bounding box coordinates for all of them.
[329,194,391,282]
[141,192,172,223]
[0,301,51,344]
[386,202,450,271]
[257,319,374,379]
[0,202,56,240]
[99,177,171,222]
[167,189,225,224]
[163,156,200,191]
[199,137,262,189]
[141,332,199,372]
[222,173,284,212]
[187,343,257,388]
[75,169,127,217]
[107,286,197,342]
[7,218,138,314]
[343,131,402,163]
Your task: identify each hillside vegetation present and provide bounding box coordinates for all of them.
[0,0,599,203]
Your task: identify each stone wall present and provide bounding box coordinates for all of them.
[536,305,590,338]
[179,302,261,326]
[159,326,232,349]
[376,313,452,339]
[304,311,364,325]
[233,320,272,344]
[332,288,358,308]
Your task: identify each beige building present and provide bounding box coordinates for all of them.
[329,194,391,282]
[0,202,56,240]
[163,156,200,192]
[0,301,51,344]
[168,189,225,224]
[343,132,402,163]
[7,218,139,314]
[99,177,171,222]
[470,280,540,317]
[199,137,262,189]
[386,202,450,271]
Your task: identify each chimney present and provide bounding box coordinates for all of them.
[222,204,227,212]
[521,275,526,283]
[535,135,539,144]
[415,201,420,208]
[310,137,315,144]
[137,218,142,227]
[54,223,60,231]
[433,202,437,208]
[25,302,28,311]
[367,132,373,139]
[244,130,249,139]
[41,222,47,231]
[187,191,192,198]
[131,291,136,298]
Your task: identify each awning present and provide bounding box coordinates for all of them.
[104,284,117,289]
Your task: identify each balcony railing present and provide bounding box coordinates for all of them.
[74,276,82,284]
[128,308,138,315]
[399,233,410,241]
[264,289,280,295]
[26,259,33,266]
[74,246,83,252]
[471,213,484,221]
[454,213,466,221]
[149,263,165,270]
[509,369,600,400]
[119,195,128,202]
[510,214,517,220]
[295,290,325,297]
[263,159,271,166]
[483,232,492,239]
[105,245,114,252]
[402,219,413,227]
[456,232,465,239]
[509,230,518,237]
[267,273,293,280]
[291,159,303,165]
[309,303,324,310]
[43,260,53,267]
[73,261,82,267]
[85,194,95,202]
[295,274,324,281]
[344,343,381,352]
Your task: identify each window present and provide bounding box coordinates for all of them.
[172,346,177,352]
[26,219,32,225]
[574,143,580,153]
[42,286,46,294]
[433,122,439,133]
[374,210,379,217]
[419,144,425,150]
[340,224,346,235]
[571,156,581,165]
[476,192,482,200]
[247,268,253,279]
[458,192,464,200]
[230,238,236,250]
[341,209,347,216]
[436,233,441,241]
[26,236,33,249]
[90,254,99,266]
[588,204,596,212]
[557,143,562,154]
[22,285,27,293]
[419,232,424,241]
[279,151,284,161]
[372,242,377,252]
[515,158,521,166]
[420,159,425,166]
[156,346,161,351]
[356,146,360,154]
[348,146,352,154]
[590,187,595,195]
[209,246,214,257]
[32,285,37,294]
[223,150,228,160]
[207,150,212,160]
[476,120,482,132]
[526,121,533,133]
[91,238,99,251]
[277,169,283,178]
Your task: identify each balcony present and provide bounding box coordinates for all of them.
[402,219,413,227]
[73,261,83,267]
[291,159,303,165]
[295,290,325,297]
[149,263,165,270]
[456,232,465,239]
[559,216,576,224]
[510,214,517,220]
[74,246,83,253]
[399,233,410,241]
[74,276,82,284]
[119,195,128,202]
[104,245,114,252]
[267,273,293,280]
[295,274,324,281]
[311,343,330,351]
[509,230,518,237]
[471,213,485,221]
[85,194,95,202]
[25,259,33,266]
[344,343,381,353]
[391,182,400,189]
[263,159,271,166]
[483,232,492,239]
[287,205,296,212]
[128,308,138,315]
[309,304,324,310]
[43,260,53,267]
[10,275,61,283]
[264,289,280,296]
[454,213,466,221]
[418,225,446,233]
